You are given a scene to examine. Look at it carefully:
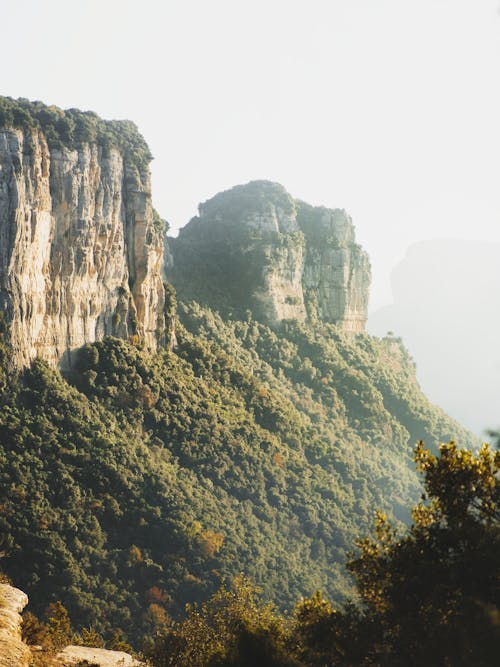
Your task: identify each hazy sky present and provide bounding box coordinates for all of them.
[2,0,500,308]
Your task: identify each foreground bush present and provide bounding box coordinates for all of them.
[149,441,500,666]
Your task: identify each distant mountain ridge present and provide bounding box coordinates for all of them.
[369,239,500,435]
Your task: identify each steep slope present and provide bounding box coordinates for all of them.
[168,181,370,332]
[0,302,472,646]
[0,97,172,368]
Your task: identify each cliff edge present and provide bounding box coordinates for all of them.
[0,97,171,368]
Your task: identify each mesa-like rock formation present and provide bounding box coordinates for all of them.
[168,181,370,332]
[0,98,370,370]
[0,583,31,667]
[0,98,172,369]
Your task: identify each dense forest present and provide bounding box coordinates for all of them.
[0,294,472,649]
[146,439,500,666]
[20,436,500,665]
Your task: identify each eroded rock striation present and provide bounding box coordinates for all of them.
[0,98,172,368]
[168,180,370,332]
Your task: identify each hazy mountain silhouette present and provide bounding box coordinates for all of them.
[368,239,500,436]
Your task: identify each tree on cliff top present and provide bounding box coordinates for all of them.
[0,96,152,168]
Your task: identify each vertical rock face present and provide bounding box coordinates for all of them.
[0,583,31,667]
[0,125,168,368]
[298,201,371,332]
[168,181,370,332]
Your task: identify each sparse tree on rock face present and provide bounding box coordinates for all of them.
[346,441,500,666]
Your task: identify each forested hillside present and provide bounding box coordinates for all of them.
[0,300,472,646]
[0,101,476,649]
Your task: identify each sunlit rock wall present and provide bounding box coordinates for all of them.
[0,127,169,368]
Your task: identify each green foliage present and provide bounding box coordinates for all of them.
[170,183,303,319]
[22,602,134,663]
[21,610,49,647]
[153,209,170,235]
[0,299,473,649]
[0,96,152,169]
[291,593,372,666]
[344,441,500,665]
[155,441,499,666]
[197,181,296,222]
[414,440,499,525]
[145,576,297,667]
[295,200,345,247]
[22,601,74,652]
[44,601,73,650]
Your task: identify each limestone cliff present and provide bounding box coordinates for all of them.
[0,583,31,667]
[0,98,171,368]
[168,181,370,332]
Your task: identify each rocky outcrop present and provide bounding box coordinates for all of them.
[0,123,170,368]
[0,583,31,667]
[168,181,370,332]
[0,582,142,667]
[0,98,369,367]
[56,645,144,666]
[298,200,371,332]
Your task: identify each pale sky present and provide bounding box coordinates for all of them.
[2,0,500,308]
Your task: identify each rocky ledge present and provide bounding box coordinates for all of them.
[0,583,145,667]
[0,583,31,667]
[56,645,144,666]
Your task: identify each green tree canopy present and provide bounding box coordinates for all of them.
[148,441,500,666]
[345,441,500,665]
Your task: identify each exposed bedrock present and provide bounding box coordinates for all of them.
[0,126,170,368]
[168,180,371,332]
